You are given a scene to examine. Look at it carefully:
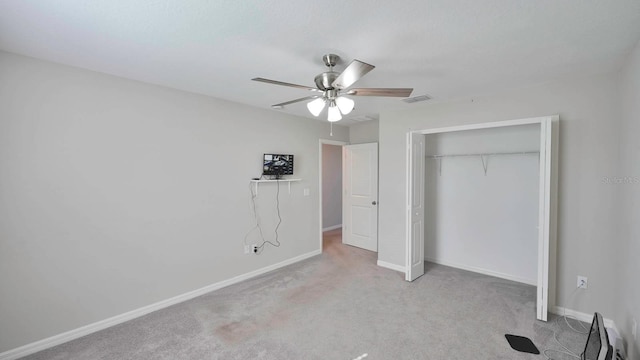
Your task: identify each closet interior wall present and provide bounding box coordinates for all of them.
[424,124,541,285]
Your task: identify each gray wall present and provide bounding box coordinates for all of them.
[349,120,379,144]
[0,51,349,352]
[424,125,540,285]
[378,72,621,321]
[322,144,342,230]
[617,39,640,359]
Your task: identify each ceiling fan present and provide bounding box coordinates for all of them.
[252,54,413,122]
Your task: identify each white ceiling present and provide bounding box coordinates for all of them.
[1,0,639,125]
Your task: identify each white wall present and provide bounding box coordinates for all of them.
[378,72,621,320]
[322,144,342,230]
[0,51,349,353]
[616,39,640,359]
[349,120,379,144]
[424,125,540,285]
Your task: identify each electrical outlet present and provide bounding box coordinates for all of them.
[632,318,637,340]
[577,276,588,289]
[252,245,258,254]
[244,245,250,254]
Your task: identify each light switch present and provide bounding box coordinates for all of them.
[303,188,310,196]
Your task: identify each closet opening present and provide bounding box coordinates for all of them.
[406,116,558,321]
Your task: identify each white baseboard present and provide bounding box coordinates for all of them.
[377,260,406,273]
[322,224,342,232]
[0,249,321,360]
[425,257,537,286]
[550,306,619,335]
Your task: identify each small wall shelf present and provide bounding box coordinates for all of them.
[250,179,301,195]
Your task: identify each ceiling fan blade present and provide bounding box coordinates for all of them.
[252,78,322,92]
[346,88,413,97]
[271,95,320,108]
[331,60,375,89]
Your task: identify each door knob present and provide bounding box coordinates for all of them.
[372,201,377,205]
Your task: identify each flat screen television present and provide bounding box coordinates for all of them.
[263,154,294,179]
[582,312,613,360]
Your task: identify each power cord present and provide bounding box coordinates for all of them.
[255,178,281,252]
[244,177,282,254]
[543,288,590,360]
[244,181,266,249]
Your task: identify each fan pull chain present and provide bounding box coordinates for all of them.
[330,122,333,136]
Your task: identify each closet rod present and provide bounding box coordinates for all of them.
[427,151,539,159]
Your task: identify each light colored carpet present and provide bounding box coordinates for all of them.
[23,229,586,359]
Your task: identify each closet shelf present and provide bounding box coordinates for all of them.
[426,151,539,176]
[426,151,539,159]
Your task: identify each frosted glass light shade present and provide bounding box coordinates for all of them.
[307,98,326,117]
[335,96,354,115]
[327,105,342,122]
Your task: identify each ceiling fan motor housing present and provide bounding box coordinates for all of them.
[314,71,339,91]
[314,54,341,91]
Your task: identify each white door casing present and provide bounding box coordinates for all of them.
[406,132,425,281]
[343,143,378,252]
[536,117,554,321]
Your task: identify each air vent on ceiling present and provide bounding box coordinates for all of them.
[350,115,378,122]
[402,94,432,104]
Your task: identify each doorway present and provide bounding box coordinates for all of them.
[319,140,347,250]
[319,140,379,254]
[406,116,558,321]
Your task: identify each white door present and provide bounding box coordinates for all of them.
[406,132,425,281]
[343,143,378,252]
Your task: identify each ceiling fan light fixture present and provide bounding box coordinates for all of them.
[335,96,354,115]
[327,103,342,122]
[307,98,326,116]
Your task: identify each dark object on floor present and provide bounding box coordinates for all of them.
[505,334,540,354]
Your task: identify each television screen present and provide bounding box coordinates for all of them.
[263,154,294,177]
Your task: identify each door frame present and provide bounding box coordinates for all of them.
[405,115,558,321]
[319,139,349,252]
